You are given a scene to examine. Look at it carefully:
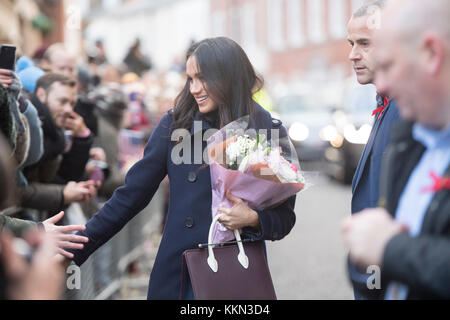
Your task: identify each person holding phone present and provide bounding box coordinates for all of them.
[67,37,297,300]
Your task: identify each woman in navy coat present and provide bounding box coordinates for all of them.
[70,37,297,299]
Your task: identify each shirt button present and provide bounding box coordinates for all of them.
[185,217,195,228]
[187,171,197,183]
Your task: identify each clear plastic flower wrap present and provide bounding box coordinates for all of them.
[207,115,308,243]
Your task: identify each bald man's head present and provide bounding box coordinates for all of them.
[42,43,76,78]
[373,0,450,129]
[383,0,450,46]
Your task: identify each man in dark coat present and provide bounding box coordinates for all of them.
[346,0,401,298]
[342,0,450,299]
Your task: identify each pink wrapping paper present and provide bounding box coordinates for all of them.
[209,156,305,244]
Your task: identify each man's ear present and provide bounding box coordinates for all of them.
[40,58,51,71]
[36,87,47,103]
[422,33,444,76]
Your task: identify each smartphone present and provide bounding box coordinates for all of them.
[0,45,16,70]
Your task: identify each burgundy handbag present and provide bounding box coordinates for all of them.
[180,214,277,300]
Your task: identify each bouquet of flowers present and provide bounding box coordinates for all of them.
[208,116,307,243]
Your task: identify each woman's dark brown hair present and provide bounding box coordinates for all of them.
[172,37,263,131]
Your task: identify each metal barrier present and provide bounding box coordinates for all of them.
[64,186,166,300]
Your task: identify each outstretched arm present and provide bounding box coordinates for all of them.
[68,113,172,265]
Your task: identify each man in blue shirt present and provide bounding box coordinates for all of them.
[342,0,450,300]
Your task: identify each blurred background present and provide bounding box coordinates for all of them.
[1,0,381,299]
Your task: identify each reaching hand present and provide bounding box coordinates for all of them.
[0,231,64,299]
[42,211,89,259]
[63,180,97,205]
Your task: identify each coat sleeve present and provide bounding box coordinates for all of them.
[0,214,39,237]
[70,114,171,266]
[382,233,450,299]
[19,182,66,216]
[54,133,94,184]
[242,195,296,241]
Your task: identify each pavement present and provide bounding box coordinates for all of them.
[267,169,354,300]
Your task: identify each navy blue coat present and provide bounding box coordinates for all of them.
[349,98,400,297]
[351,99,401,213]
[71,104,297,299]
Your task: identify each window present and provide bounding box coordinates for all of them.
[267,0,285,51]
[329,0,347,39]
[286,0,305,48]
[211,11,226,37]
[241,2,257,47]
[307,0,325,44]
[230,6,241,43]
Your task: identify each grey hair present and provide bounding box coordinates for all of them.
[353,0,388,17]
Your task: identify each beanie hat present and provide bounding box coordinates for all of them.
[18,65,45,93]
[16,56,35,73]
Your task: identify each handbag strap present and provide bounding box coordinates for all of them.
[179,214,251,299]
[207,214,249,272]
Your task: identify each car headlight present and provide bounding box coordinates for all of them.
[343,123,372,144]
[320,125,344,148]
[319,125,339,142]
[289,122,309,142]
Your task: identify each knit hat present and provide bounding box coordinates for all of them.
[18,65,45,93]
[16,56,35,73]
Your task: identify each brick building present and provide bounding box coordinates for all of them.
[210,0,367,100]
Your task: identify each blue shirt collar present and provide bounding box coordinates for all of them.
[412,122,450,149]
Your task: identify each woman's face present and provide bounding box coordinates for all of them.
[186,55,218,114]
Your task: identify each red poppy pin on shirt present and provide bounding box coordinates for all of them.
[422,172,450,193]
[372,97,390,120]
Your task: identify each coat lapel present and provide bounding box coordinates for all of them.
[352,102,389,193]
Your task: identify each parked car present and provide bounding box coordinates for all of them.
[276,94,334,162]
[324,84,376,184]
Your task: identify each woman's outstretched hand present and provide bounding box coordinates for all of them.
[42,211,89,259]
[217,191,260,230]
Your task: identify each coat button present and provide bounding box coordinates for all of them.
[272,118,282,128]
[187,171,197,183]
[272,231,279,240]
[185,217,195,228]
